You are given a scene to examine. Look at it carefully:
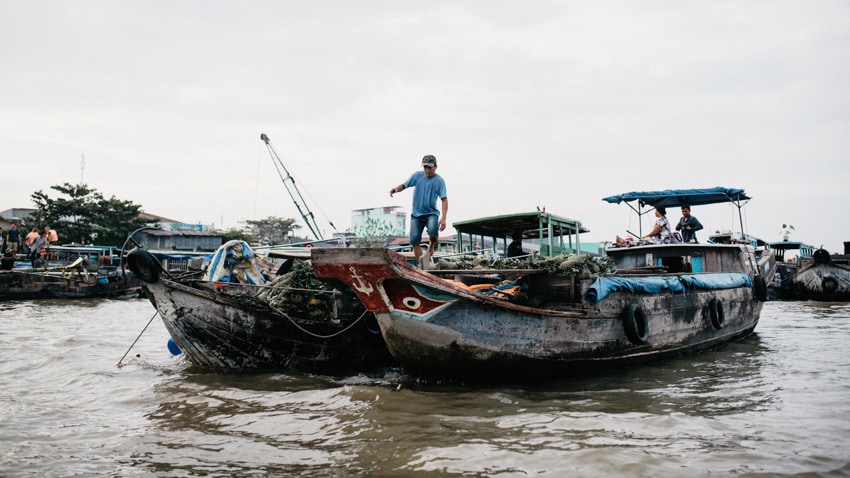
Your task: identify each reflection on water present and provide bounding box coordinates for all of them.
[1,300,849,477]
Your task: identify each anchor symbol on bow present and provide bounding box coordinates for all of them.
[350,266,374,295]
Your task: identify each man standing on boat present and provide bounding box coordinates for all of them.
[389,154,448,269]
[676,205,704,243]
[5,224,20,253]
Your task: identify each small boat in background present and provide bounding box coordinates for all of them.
[767,240,815,300]
[0,245,141,301]
[790,246,850,301]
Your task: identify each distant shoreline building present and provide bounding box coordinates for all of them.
[351,206,406,237]
[138,212,214,232]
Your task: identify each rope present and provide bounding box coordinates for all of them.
[117,310,159,367]
[270,306,372,340]
[211,281,343,295]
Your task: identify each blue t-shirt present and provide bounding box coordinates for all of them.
[403,171,447,217]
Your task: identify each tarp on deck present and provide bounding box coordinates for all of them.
[584,273,753,305]
[203,240,266,285]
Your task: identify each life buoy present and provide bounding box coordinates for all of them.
[126,249,161,284]
[753,275,768,302]
[822,277,839,294]
[709,298,725,329]
[623,303,648,345]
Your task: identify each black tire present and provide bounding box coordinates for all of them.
[623,303,648,345]
[363,313,382,335]
[813,248,831,265]
[753,275,769,302]
[822,277,839,294]
[709,298,725,329]
[126,249,161,284]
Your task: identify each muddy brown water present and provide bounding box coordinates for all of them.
[1,299,849,477]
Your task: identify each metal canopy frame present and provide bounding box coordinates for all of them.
[602,187,751,238]
[453,211,589,257]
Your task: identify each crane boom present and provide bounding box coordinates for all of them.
[260,133,326,241]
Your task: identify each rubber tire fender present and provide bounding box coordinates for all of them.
[126,249,161,284]
[709,298,725,329]
[822,277,839,294]
[753,275,769,302]
[623,303,649,345]
[813,248,831,265]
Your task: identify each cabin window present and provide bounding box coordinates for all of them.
[691,256,703,273]
[659,256,688,273]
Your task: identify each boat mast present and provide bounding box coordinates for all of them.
[260,133,332,242]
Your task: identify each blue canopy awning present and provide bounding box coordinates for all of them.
[602,187,750,208]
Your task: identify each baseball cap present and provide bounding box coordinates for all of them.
[422,155,437,167]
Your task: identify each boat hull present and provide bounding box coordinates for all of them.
[373,281,759,380]
[792,264,850,301]
[142,278,394,374]
[0,269,141,301]
[312,248,762,381]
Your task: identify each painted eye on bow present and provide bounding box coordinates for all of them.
[402,297,421,309]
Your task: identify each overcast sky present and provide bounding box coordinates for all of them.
[2,1,849,252]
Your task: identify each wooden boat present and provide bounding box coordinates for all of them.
[789,247,850,301]
[0,245,141,301]
[311,188,771,381]
[126,241,393,374]
[766,241,815,300]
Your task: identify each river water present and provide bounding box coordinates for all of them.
[1,298,849,477]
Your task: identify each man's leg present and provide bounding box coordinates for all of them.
[413,244,423,265]
[420,215,440,270]
[410,216,425,267]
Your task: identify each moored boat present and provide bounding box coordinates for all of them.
[0,245,142,301]
[126,240,394,374]
[767,240,815,300]
[790,246,850,301]
[311,188,770,381]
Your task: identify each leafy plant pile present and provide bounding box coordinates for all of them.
[432,253,615,277]
[255,259,336,321]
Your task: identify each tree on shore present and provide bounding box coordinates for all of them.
[352,217,396,247]
[242,216,301,245]
[30,183,149,247]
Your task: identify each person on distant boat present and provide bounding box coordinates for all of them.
[44,226,59,245]
[1,249,15,270]
[507,231,528,258]
[29,232,47,267]
[44,226,59,260]
[25,227,39,251]
[5,224,20,253]
[675,205,703,243]
[389,154,448,269]
[641,206,671,244]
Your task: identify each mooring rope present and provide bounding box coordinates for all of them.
[269,306,371,340]
[117,310,159,367]
[212,281,342,295]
